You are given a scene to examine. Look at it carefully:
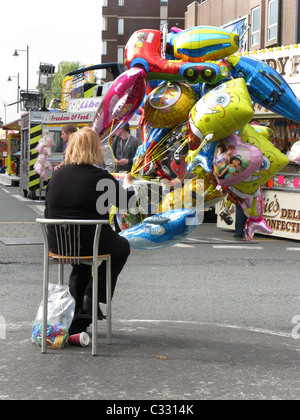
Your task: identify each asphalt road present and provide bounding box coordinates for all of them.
[0,185,299,400]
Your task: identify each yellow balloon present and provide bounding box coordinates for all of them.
[251,124,275,142]
[192,166,224,209]
[145,82,197,128]
[230,124,289,197]
[188,78,254,144]
[159,178,205,213]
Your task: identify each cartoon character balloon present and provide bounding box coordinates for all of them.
[228,124,289,205]
[213,132,263,187]
[187,78,254,152]
[250,123,275,142]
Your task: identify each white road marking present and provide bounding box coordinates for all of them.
[212,245,264,250]
[173,243,195,248]
[11,195,28,202]
[27,205,45,215]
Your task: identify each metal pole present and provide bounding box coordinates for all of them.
[26,46,29,92]
[17,73,19,113]
[296,0,300,44]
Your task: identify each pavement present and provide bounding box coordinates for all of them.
[0,173,19,187]
[0,220,299,401]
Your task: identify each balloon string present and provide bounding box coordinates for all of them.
[131,124,189,175]
[107,119,118,175]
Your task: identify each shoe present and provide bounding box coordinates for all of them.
[220,211,233,225]
[83,295,106,320]
[69,322,88,336]
[233,233,243,238]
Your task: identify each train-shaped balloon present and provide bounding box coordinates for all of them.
[124,27,234,85]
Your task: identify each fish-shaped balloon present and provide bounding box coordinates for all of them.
[227,55,300,123]
[119,209,198,249]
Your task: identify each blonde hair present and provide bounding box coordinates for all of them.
[65,127,104,165]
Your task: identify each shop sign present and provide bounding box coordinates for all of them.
[252,45,300,86]
[68,98,101,113]
[41,112,96,124]
[263,189,300,240]
[216,189,300,240]
[247,45,300,117]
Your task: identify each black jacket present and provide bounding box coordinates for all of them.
[111,135,139,172]
[45,164,133,254]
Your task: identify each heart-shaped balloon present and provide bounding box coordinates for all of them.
[213,132,263,187]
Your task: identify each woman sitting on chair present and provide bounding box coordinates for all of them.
[45,127,132,334]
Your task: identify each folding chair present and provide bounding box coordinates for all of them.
[36,218,112,356]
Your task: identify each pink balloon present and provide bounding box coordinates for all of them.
[213,132,263,187]
[244,217,273,241]
[289,141,300,164]
[240,188,264,219]
[91,67,147,141]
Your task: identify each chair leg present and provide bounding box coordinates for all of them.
[41,255,49,354]
[92,260,98,356]
[58,263,64,285]
[106,255,112,345]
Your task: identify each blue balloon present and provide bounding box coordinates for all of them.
[187,140,218,173]
[227,55,300,123]
[134,126,170,160]
[119,209,198,249]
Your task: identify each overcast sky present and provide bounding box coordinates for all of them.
[0,0,103,124]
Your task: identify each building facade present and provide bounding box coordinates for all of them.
[101,0,193,80]
[185,0,300,51]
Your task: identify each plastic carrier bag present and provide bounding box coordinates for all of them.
[32,283,75,349]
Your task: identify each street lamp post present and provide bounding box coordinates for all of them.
[13,46,29,93]
[7,74,20,113]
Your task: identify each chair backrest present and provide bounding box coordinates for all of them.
[36,219,110,264]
